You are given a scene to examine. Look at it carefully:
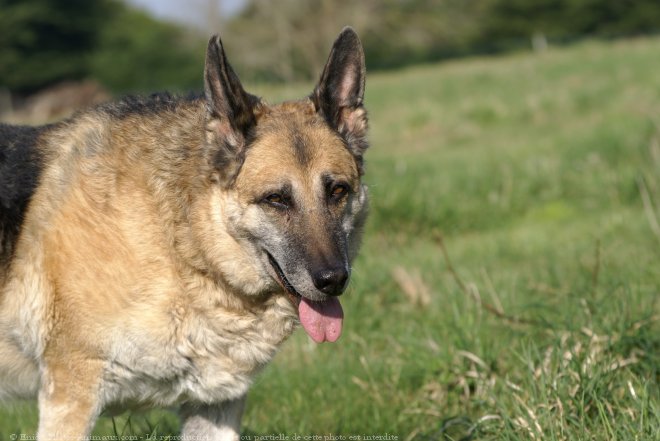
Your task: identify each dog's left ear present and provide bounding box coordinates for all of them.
[204,35,259,185]
[313,27,368,172]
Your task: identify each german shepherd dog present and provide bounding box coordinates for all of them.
[0,28,368,439]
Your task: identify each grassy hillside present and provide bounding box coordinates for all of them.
[1,37,659,440]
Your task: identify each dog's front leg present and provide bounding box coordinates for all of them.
[37,357,103,440]
[180,396,246,441]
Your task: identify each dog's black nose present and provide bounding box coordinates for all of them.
[312,266,349,296]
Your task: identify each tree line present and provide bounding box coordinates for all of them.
[0,0,203,96]
[1,0,659,97]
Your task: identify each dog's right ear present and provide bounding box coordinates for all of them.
[204,35,258,185]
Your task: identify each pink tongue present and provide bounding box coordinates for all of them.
[298,297,344,343]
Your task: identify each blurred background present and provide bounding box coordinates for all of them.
[2,0,660,118]
[1,0,659,439]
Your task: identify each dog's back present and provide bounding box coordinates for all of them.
[0,124,47,279]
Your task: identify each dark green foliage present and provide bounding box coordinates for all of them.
[0,0,204,96]
[374,0,660,68]
[362,0,494,69]
[222,0,660,80]
[479,0,660,51]
[2,0,660,102]
[88,7,204,94]
[0,0,111,94]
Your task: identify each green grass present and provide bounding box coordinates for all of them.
[1,37,659,440]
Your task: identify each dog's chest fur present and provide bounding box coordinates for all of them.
[102,291,298,407]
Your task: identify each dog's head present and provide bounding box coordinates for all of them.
[196,28,368,343]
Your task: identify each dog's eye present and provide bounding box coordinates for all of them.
[329,184,348,201]
[267,194,282,203]
[264,193,288,208]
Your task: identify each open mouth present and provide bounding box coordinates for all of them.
[265,251,344,343]
[266,251,302,306]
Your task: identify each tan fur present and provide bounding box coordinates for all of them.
[0,28,368,439]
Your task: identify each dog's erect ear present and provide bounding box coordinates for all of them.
[313,27,368,172]
[204,35,259,185]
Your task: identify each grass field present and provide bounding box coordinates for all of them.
[1,36,659,440]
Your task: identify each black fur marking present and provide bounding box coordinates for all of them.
[0,123,47,263]
[211,137,243,175]
[98,92,204,119]
[209,126,259,186]
[291,130,311,166]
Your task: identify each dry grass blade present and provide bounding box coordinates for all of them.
[638,177,660,244]
[433,230,542,326]
[391,265,431,306]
